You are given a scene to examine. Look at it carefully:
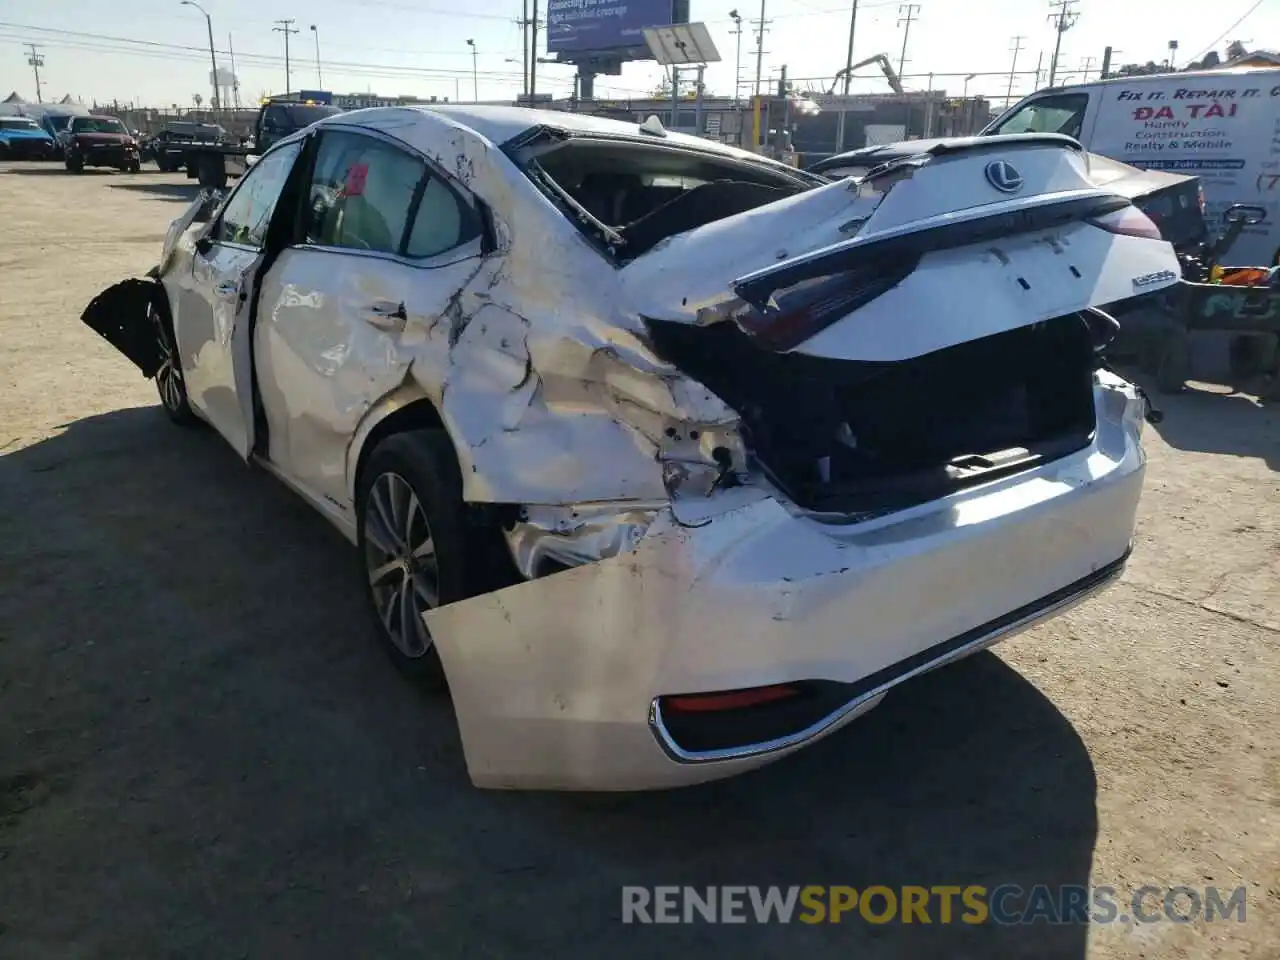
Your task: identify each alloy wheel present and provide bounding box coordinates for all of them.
[152,305,184,413]
[363,471,440,659]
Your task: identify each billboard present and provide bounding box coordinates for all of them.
[547,0,684,56]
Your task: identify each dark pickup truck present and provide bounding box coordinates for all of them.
[143,121,233,173]
[182,94,342,189]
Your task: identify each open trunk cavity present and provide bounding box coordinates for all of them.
[527,137,815,259]
[646,314,1098,515]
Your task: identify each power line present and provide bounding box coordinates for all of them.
[1181,0,1265,65]
[0,22,523,61]
[0,25,529,81]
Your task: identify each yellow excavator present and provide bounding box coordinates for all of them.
[827,54,905,96]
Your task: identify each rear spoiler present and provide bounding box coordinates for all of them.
[731,188,1132,351]
[811,133,1084,179]
[919,132,1082,157]
[734,188,1128,309]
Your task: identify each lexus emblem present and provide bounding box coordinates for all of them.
[985,160,1023,193]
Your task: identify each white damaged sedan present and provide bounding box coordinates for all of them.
[82,106,1177,790]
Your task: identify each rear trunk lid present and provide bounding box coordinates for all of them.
[810,137,1208,255]
[623,133,1181,361]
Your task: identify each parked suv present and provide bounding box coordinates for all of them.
[59,115,141,173]
[0,116,57,160]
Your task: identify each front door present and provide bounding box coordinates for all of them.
[172,141,303,457]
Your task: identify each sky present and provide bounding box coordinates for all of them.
[0,0,1273,110]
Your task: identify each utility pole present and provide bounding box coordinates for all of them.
[1007,35,1024,105]
[530,0,539,100]
[228,34,241,108]
[754,0,768,97]
[841,0,860,93]
[1079,54,1096,81]
[896,4,920,78]
[521,0,529,98]
[729,9,744,105]
[273,19,298,93]
[833,0,859,153]
[24,43,44,103]
[309,25,323,87]
[466,39,478,101]
[671,67,680,128]
[1100,45,1114,80]
[1046,0,1079,87]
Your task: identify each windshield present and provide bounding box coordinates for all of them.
[0,118,41,130]
[264,103,342,131]
[72,117,128,134]
[986,93,1089,139]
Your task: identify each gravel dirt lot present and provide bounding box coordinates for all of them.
[0,161,1277,959]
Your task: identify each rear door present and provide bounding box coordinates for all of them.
[171,140,303,456]
[253,126,487,512]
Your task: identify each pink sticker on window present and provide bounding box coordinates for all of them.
[343,162,369,197]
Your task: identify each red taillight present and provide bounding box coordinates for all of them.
[1088,205,1163,240]
[661,684,800,713]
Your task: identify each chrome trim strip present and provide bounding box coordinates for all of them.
[648,548,1130,764]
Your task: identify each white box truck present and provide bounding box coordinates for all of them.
[984,67,1280,266]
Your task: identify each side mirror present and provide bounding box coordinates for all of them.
[195,233,214,256]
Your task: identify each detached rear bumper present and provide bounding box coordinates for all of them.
[427,381,1147,791]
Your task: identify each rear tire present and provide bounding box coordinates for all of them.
[65,156,83,173]
[1156,331,1192,394]
[197,155,227,190]
[127,157,141,174]
[1228,334,1273,379]
[355,430,510,687]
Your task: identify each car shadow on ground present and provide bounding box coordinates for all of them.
[1,165,119,176]
[1121,368,1280,471]
[107,181,203,202]
[0,405,1098,959]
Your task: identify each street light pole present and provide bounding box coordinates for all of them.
[309,25,323,87]
[466,39,478,101]
[180,1,221,114]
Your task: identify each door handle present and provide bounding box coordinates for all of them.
[215,282,240,299]
[362,301,408,331]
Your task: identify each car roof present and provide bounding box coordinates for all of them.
[321,103,768,160]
